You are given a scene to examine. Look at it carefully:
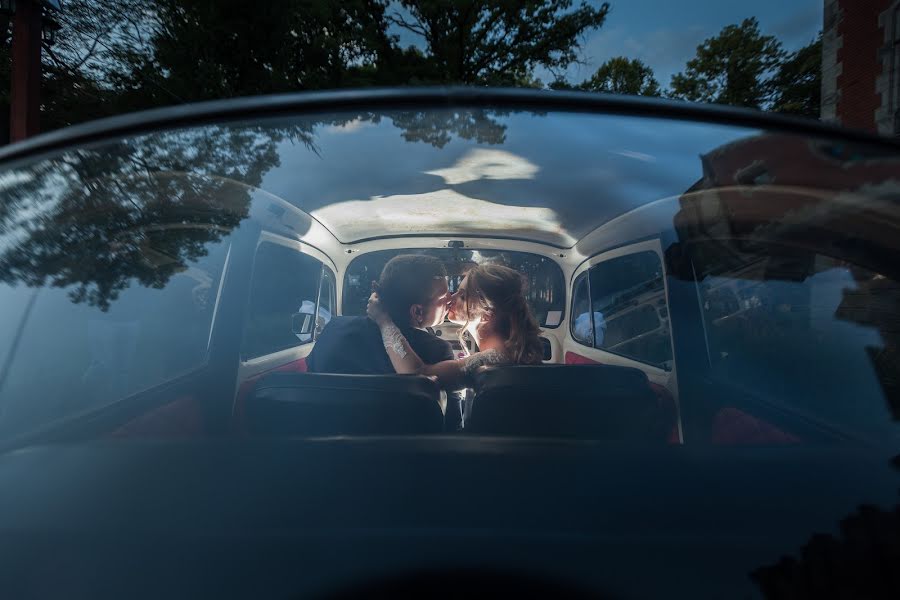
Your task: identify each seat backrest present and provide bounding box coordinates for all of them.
[247,372,443,436]
[466,365,673,441]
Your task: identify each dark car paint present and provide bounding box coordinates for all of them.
[2,88,898,167]
[0,439,897,599]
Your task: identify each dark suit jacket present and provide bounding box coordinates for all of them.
[306,316,464,431]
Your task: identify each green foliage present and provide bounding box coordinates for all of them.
[669,17,785,109]
[391,108,509,148]
[0,0,149,139]
[0,1,830,140]
[106,0,394,110]
[388,0,610,85]
[548,78,576,91]
[769,35,821,117]
[577,56,660,96]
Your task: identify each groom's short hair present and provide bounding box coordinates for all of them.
[375,255,447,325]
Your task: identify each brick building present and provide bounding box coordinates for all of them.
[822,0,900,135]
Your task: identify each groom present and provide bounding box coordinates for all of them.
[306,254,463,431]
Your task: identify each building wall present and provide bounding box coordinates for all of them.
[821,0,843,123]
[821,0,898,135]
[875,1,900,134]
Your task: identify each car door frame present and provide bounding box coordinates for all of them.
[231,231,338,419]
[566,238,681,441]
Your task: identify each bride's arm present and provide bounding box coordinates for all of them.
[367,292,469,388]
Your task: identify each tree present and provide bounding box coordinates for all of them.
[577,56,661,96]
[769,35,822,118]
[548,78,577,91]
[105,0,394,111]
[0,0,148,140]
[1,0,615,141]
[388,1,610,85]
[669,17,785,109]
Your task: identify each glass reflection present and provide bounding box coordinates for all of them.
[0,110,896,450]
[668,131,900,445]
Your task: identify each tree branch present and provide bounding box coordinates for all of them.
[386,12,427,38]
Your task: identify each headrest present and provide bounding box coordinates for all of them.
[247,372,443,436]
[466,364,673,441]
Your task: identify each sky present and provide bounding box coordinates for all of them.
[390,0,823,89]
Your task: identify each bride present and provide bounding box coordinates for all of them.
[367,263,543,389]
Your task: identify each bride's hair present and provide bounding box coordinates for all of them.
[458,264,543,365]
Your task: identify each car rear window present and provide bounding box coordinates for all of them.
[342,248,566,328]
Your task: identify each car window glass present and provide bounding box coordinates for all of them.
[0,230,230,439]
[316,267,336,337]
[584,251,673,369]
[242,242,323,359]
[696,243,900,438]
[571,272,592,345]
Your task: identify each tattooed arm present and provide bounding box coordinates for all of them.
[367,292,472,389]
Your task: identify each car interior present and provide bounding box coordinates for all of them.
[67,197,807,447]
[208,195,683,443]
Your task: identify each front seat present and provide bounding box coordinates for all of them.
[465,365,674,441]
[246,372,443,436]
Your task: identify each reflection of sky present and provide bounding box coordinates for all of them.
[260,110,754,247]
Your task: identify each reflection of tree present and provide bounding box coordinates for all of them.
[751,456,900,599]
[0,123,314,310]
[389,109,509,148]
[0,106,526,312]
